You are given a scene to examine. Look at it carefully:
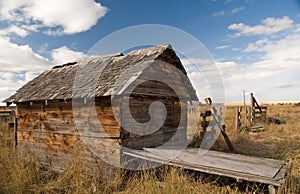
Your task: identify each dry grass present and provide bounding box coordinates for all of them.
[0,104,299,193]
[214,104,300,194]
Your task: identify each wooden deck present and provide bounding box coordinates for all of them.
[123,148,289,190]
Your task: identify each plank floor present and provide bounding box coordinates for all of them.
[123,148,289,187]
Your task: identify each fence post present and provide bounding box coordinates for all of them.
[250,93,254,123]
[243,90,247,127]
[235,107,242,131]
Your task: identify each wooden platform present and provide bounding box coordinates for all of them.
[123,148,289,191]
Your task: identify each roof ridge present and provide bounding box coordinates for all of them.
[52,52,124,69]
[4,43,198,103]
[126,44,172,56]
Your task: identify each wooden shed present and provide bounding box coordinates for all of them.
[4,44,198,172]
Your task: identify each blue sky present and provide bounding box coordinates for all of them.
[0,0,300,103]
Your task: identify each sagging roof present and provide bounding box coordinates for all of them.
[5,44,197,103]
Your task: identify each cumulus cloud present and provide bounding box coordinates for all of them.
[0,1,107,104]
[0,37,51,72]
[183,17,300,102]
[0,44,87,104]
[0,0,108,36]
[244,33,300,72]
[51,46,86,64]
[258,36,300,66]
[0,68,42,103]
[228,16,293,37]
[0,35,53,104]
[0,37,87,104]
[216,18,300,102]
[213,57,300,102]
[180,57,226,102]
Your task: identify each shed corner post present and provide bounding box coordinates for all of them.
[13,109,18,148]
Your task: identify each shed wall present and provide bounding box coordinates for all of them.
[16,97,121,174]
[121,95,187,149]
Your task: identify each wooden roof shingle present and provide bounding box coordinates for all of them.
[5,44,197,103]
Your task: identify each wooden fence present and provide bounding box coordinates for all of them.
[235,93,267,131]
[250,93,267,122]
[0,108,17,147]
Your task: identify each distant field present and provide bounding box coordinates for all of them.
[0,104,299,193]
[225,101,300,107]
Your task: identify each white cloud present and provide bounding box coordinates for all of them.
[228,16,293,37]
[0,0,108,35]
[243,20,300,72]
[0,37,51,72]
[214,56,300,102]
[51,46,86,64]
[245,38,269,52]
[215,45,230,50]
[231,7,245,14]
[0,38,87,104]
[0,0,106,104]
[213,11,225,17]
[180,57,226,102]
[183,17,300,102]
[249,34,300,70]
[0,69,41,102]
[20,24,41,32]
[216,19,300,102]
[293,24,300,32]
[0,25,29,37]
[0,36,54,104]
[231,48,241,51]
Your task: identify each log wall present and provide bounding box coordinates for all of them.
[16,77,193,171]
[120,79,188,149]
[121,96,186,149]
[16,97,121,175]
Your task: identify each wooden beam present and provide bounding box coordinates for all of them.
[268,117,285,125]
[221,125,235,152]
[253,97,263,113]
[204,98,235,152]
[243,90,247,127]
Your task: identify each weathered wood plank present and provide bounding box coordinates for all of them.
[18,140,120,176]
[16,97,122,174]
[123,148,289,187]
[120,95,186,149]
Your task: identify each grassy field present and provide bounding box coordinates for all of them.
[0,104,299,193]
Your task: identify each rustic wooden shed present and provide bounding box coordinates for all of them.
[4,44,198,172]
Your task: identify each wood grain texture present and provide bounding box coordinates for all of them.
[16,97,121,173]
[123,148,289,187]
[8,44,200,176]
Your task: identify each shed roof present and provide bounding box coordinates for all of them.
[5,44,197,103]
